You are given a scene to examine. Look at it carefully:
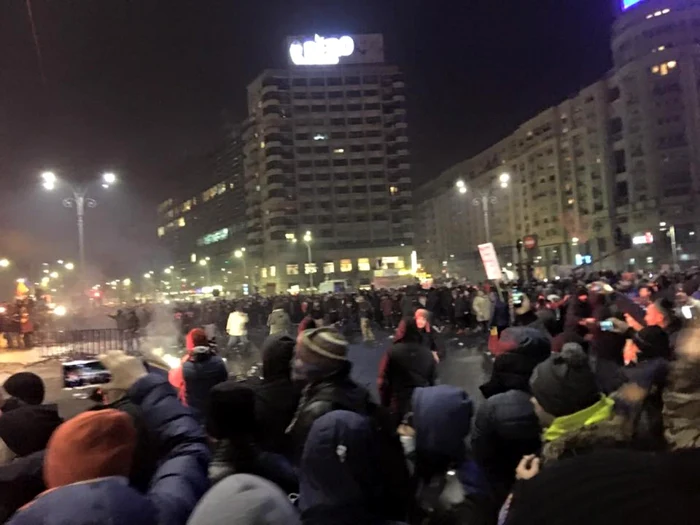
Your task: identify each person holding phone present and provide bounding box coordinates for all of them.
[8,351,210,525]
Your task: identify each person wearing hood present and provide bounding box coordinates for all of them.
[378,317,437,426]
[187,473,301,525]
[299,410,404,525]
[169,328,228,421]
[206,383,298,495]
[287,327,371,458]
[288,328,411,520]
[530,345,631,463]
[471,327,551,505]
[9,351,210,525]
[0,372,62,465]
[251,334,301,458]
[267,300,291,336]
[409,386,494,525]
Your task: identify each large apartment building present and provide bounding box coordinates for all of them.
[416,0,700,278]
[156,127,247,292]
[243,34,413,293]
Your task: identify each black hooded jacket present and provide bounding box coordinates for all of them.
[472,327,551,504]
[253,334,301,458]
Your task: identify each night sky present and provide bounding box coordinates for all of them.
[0,0,614,278]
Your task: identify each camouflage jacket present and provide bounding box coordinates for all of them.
[663,358,700,450]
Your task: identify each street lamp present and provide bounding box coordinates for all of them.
[234,248,249,288]
[199,259,211,286]
[659,221,679,270]
[303,231,314,289]
[455,180,498,242]
[64,262,75,271]
[41,170,118,278]
[49,271,59,279]
[499,172,511,188]
[0,259,9,268]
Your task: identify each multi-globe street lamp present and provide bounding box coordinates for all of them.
[199,259,211,286]
[455,172,510,243]
[41,170,117,278]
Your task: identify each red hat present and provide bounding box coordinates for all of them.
[44,409,136,489]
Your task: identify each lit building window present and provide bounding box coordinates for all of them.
[340,259,353,272]
[270,266,276,277]
[304,263,318,274]
[358,258,371,272]
[323,262,335,274]
[197,228,229,246]
[182,200,193,212]
[567,198,575,205]
[191,253,197,263]
[333,148,345,154]
[260,141,266,149]
[313,133,328,141]
[389,186,398,195]
[261,267,268,279]
[178,217,186,227]
[157,227,165,237]
[286,264,299,275]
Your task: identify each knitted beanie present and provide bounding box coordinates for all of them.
[296,327,348,368]
[530,345,600,417]
[44,409,136,489]
[4,372,45,405]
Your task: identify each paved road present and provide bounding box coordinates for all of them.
[9,327,490,420]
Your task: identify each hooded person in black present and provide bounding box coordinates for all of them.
[471,327,551,505]
[378,317,437,426]
[252,334,301,459]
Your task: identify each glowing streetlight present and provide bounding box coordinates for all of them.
[0,259,9,268]
[234,248,249,286]
[458,185,467,194]
[41,171,57,191]
[49,271,59,279]
[143,273,152,279]
[199,259,208,266]
[302,231,314,288]
[499,172,510,188]
[164,268,172,274]
[64,262,75,270]
[123,278,132,287]
[571,237,580,245]
[40,170,118,279]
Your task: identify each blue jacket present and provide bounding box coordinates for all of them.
[300,410,392,525]
[183,346,228,420]
[9,374,211,525]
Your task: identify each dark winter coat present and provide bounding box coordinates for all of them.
[412,386,494,525]
[299,410,402,525]
[8,374,211,525]
[182,346,228,421]
[378,341,437,425]
[254,335,301,458]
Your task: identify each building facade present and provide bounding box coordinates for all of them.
[243,34,413,292]
[416,0,700,279]
[157,126,247,293]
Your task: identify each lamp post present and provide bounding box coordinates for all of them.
[303,231,314,289]
[455,172,510,243]
[41,171,117,279]
[0,259,9,269]
[659,222,679,270]
[199,259,211,286]
[234,248,248,289]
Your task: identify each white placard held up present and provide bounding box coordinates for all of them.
[478,243,503,281]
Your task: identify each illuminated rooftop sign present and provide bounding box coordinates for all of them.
[622,0,645,10]
[289,35,355,66]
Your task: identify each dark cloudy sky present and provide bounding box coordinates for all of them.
[0,0,615,278]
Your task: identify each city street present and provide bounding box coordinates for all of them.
[3,327,490,420]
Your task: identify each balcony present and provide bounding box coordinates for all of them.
[262,98,281,108]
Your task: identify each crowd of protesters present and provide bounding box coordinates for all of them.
[0,269,697,523]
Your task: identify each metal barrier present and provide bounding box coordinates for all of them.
[39,329,140,358]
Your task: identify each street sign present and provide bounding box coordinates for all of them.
[478,243,503,281]
[523,235,538,250]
